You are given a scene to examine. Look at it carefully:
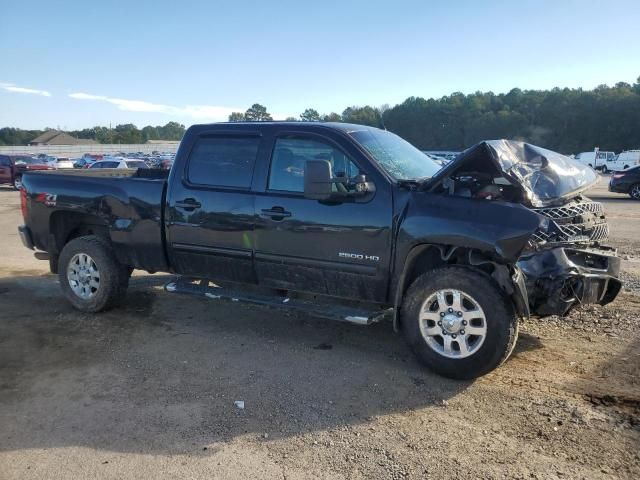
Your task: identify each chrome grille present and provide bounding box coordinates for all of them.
[535,202,604,220]
[532,200,608,245]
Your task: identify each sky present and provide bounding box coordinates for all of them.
[1,0,639,130]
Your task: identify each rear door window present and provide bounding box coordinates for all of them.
[187,136,260,188]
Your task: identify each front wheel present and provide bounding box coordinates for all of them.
[601,165,608,174]
[59,235,129,312]
[401,266,518,379]
[630,184,640,200]
[13,176,22,190]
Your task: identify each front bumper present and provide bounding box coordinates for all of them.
[517,246,622,317]
[18,225,34,250]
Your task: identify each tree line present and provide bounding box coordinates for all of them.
[0,122,186,146]
[230,78,640,153]
[2,78,639,153]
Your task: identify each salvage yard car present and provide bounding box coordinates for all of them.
[0,155,54,190]
[609,165,640,199]
[17,123,622,379]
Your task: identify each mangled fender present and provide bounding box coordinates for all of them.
[397,192,544,263]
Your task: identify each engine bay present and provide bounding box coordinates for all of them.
[440,171,525,203]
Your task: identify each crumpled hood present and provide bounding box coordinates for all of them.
[445,140,598,207]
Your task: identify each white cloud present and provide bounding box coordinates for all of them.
[68,92,107,101]
[69,91,239,121]
[1,82,51,97]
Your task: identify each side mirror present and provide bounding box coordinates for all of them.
[304,160,334,200]
[303,160,376,201]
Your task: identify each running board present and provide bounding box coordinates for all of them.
[164,277,391,325]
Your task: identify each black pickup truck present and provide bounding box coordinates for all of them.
[18,122,621,379]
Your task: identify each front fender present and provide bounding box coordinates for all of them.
[397,193,543,263]
[390,193,541,330]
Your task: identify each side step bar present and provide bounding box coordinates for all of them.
[165,277,391,326]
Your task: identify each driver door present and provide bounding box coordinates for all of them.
[253,134,392,302]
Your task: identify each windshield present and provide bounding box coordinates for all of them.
[348,127,441,180]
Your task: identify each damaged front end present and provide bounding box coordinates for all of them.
[518,200,622,316]
[429,140,622,317]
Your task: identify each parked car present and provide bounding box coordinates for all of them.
[0,155,19,188]
[608,165,640,199]
[606,150,640,172]
[0,155,54,189]
[574,150,615,171]
[55,157,76,169]
[18,123,621,379]
[89,159,149,169]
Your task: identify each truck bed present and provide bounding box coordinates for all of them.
[22,168,170,273]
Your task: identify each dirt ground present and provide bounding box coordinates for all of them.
[0,177,638,480]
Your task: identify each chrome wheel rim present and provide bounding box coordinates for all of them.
[419,289,487,359]
[67,253,100,299]
[14,178,22,189]
[632,185,640,199]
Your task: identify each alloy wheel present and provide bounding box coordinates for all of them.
[67,253,100,299]
[418,289,487,359]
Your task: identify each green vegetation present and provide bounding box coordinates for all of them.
[0,122,186,146]
[3,79,639,153]
[228,103,273,122]
[230,79,640,153]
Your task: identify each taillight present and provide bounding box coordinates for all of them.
[20,187,28,221]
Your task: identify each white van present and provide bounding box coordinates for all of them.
[605,150,640,171]
[574,150,615,171]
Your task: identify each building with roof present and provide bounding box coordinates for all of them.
[29,130,99,146]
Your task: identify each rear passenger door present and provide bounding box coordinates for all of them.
[165,132,261,282]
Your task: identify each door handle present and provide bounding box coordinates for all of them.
[175,198,202,211]
[261,206,291,220]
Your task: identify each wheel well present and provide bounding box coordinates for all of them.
[393,244,520,331]
[402,245,496,299]
[49,211,109,255]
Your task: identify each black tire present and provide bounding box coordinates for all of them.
[601,165,608,174]
[13,176,22,190]
[400,266,518,380]
[630,184,640,201]
[58,235,128,312]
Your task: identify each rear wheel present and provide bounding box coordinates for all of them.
[630,184,640,200]
[13,176,22,190]
[59,235,129,312]
[401,266,518,379]
[601,165,608,174]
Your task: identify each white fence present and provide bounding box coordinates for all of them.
[0,143,180,158]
